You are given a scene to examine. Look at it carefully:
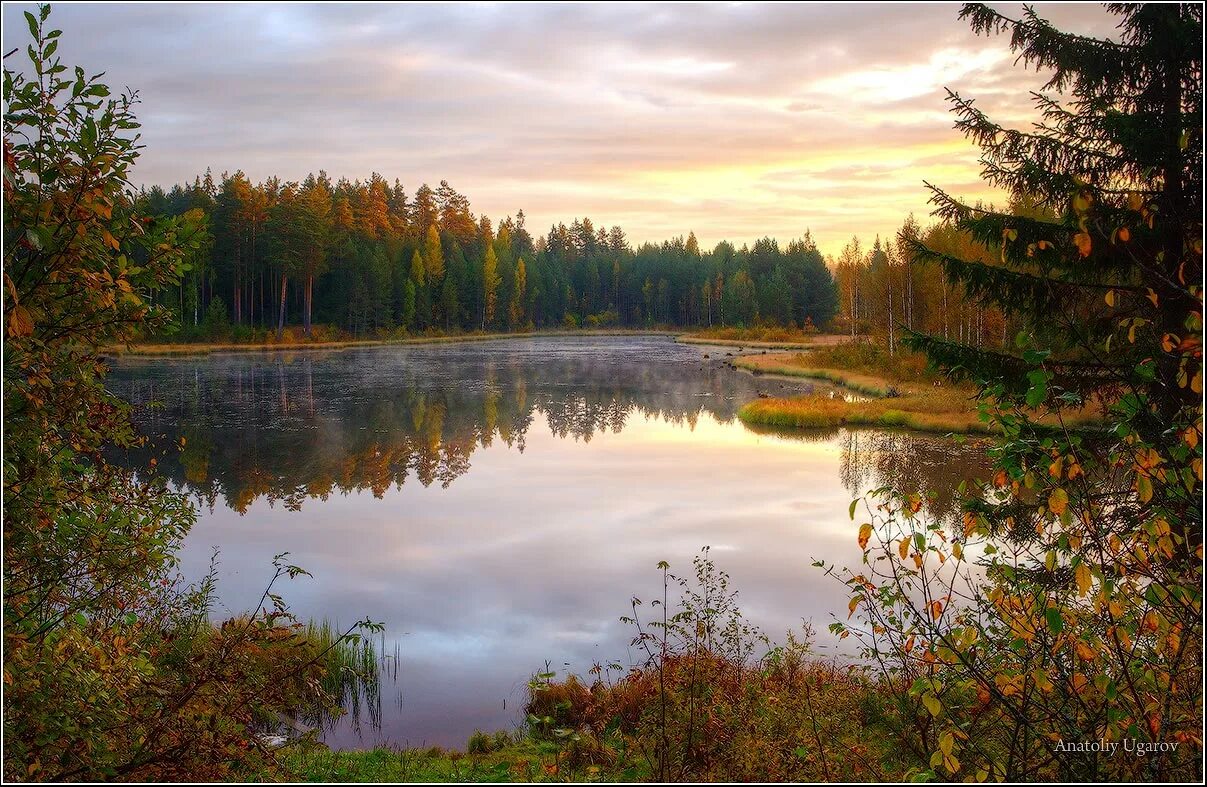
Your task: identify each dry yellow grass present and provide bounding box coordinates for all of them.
[732,353,899,396]
[676,329,847,350]
[736,351,1104,434]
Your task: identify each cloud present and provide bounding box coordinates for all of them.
[1,2,1120,256]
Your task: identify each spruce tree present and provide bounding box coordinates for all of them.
[841,4,1202,780]
[901,3,1201,430]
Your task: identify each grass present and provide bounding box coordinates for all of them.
[259,654,913,783]
[739,389,997,433]
[734,345,1105,434]
[297,621,399,734]
[732,353,897,397]
[268,740,572,783]
[676,326,847,349]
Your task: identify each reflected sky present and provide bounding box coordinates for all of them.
[107,337,990,748]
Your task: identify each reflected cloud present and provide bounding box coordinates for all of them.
[106,337,991,748]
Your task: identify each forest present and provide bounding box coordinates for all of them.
[138,171,1016,347]
[139,174,837,338]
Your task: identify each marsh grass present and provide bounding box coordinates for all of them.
[739,391,996,433]
[676,327,848,348]
[295,620,401,735]
[734,349,1106,434]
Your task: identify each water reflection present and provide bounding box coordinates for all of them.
[111,338,846,511]
[106,337,991,749]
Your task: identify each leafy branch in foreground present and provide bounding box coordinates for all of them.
[826,3,1202,782]
[3,6,379,780]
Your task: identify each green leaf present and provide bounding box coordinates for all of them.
[25,11,38,40]
[1044,607,1063,635]
[1025,369,1048,407]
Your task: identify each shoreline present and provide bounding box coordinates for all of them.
[105,328,680,358]
[733,351,1106,435]
[109,329,851,358]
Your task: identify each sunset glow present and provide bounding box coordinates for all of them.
[0,2,1122,256]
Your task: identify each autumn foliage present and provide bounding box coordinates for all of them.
[825,4,1202,782]
[3,6,369,780]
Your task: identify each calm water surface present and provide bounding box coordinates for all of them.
[107,336,988,748]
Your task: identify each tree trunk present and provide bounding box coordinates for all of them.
[887,274,895,356]
[304,275,313,337]
[277,274,287,339]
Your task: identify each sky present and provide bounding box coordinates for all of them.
[2,2,1123,257]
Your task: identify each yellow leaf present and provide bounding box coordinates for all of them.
[1104,289,1116,307]
[7,305,34,337]
[1048,488,1068,516]
[1137,475,1153,503]
[1075,563,1092,595]
[858,523,873,551]
[898,538,909,560]
[922,693,941,717]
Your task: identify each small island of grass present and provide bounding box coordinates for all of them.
[735,343,1105,434]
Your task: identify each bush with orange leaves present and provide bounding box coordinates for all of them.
[525,550,923,782]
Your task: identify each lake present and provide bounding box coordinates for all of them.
[106,335,989,749]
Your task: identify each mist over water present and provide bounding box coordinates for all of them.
[107,336,989,748]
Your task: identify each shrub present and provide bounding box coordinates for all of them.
[525,551,919,781]
[2,9,378,779]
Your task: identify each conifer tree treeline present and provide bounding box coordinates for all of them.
[139,174,843,337]
[143,171,1025,348]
